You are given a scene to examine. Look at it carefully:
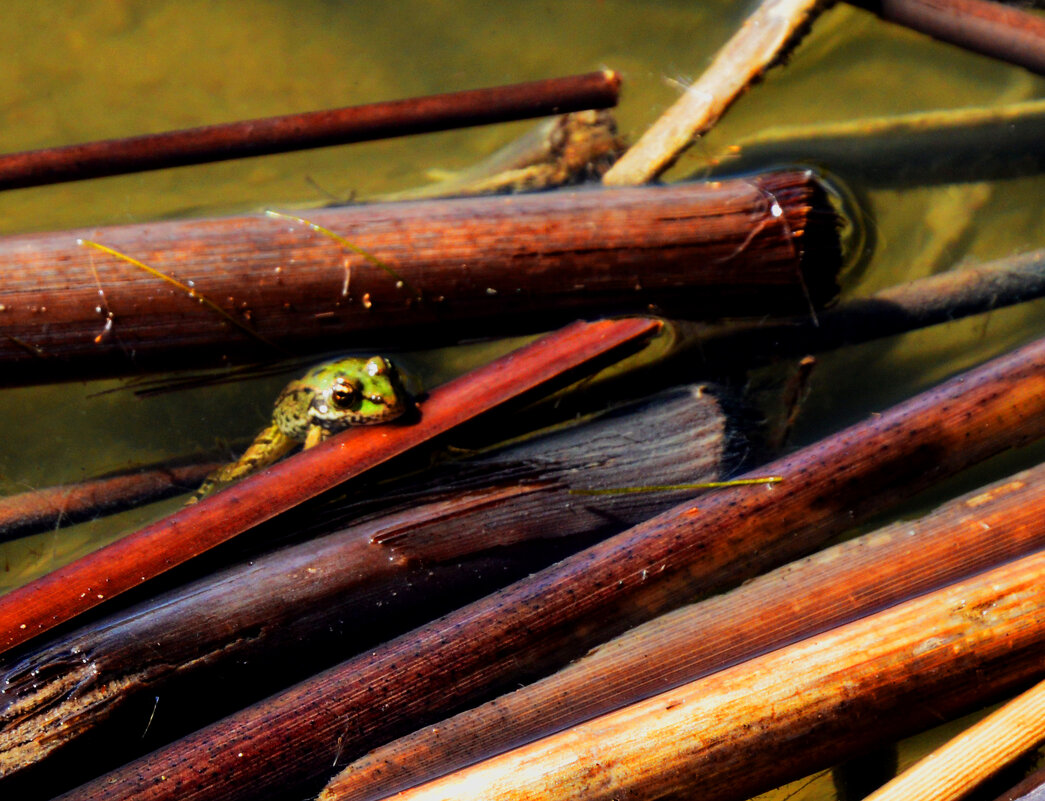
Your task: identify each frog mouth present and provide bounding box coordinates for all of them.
[309,394,406,430]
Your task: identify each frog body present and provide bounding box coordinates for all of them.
[189,355,408,502]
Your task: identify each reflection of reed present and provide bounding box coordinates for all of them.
[0,457,220,543]
[712,99,1045,186]
[682,246,1045,368]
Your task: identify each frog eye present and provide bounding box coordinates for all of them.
[366,356,390,377]
[329,380,361,409]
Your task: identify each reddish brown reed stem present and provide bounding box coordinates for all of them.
[0,71,621,191]
[57,335,1045,801]
[0,171,838,385]
[0,317,662,656]
[852,0,1045,74]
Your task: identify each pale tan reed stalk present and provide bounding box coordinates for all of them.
[602,0,828,185]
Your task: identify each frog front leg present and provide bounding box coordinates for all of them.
[189,424,297,503]
[302,424,331,450]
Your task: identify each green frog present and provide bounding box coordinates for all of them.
[190,355,409,502]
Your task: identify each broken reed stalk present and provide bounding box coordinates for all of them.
[689,247,1045,367]
[322,461,1045,801]
[863,677,1045,801]
[602,0,830,185]
[377,549,1045,801]
[0,385,737,795]
[0,171,838,384]
[0,460,220,543]
[851,0,1045,75]
[56,335,1045,801]
[378,110,625,200]
[0,71,621,191]
[0,316,663,656]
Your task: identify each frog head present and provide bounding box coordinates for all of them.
[295,355,409,436]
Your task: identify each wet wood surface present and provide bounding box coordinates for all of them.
[0,317,662,657]
[0,384,738,797]
[54,334,1045,801]
[0,171,838,384]
[322,461,1045,801]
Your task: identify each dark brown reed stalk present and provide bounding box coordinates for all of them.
[851,0,1045,74]
[0,171,840,385]
[0,460,220,543]
[687,246,1045,367]
[369,550,1045,801]
[0,385,738,798]
[0,72,621,191]
[321,461,1045,801]
[988,764,1045,801]
[55,335,1045,801]
[0,317,662,656]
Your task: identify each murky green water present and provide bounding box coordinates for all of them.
[1,2,1044,798]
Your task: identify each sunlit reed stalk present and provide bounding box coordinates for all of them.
[0,173,837,384]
